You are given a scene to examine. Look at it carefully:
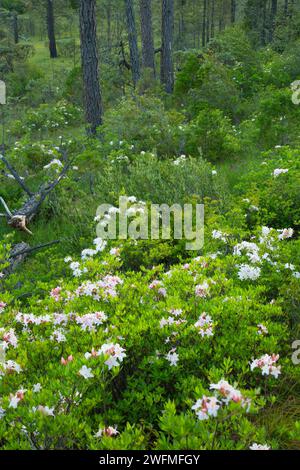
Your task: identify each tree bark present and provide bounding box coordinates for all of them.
[124,0,140,86]
[206,0,210,44]
[12,13,19,44]
[46,0,58,58]
[231,0,236,24]
[269,0,277,41]
[161,0,174,93]
[202,0,207,47]
[79,0,103,135]
[210,0,215,39]
[139,0,155,76]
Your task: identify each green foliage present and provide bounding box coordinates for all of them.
[235,146,300,229]
[102,95,185,157]
[185,108,240,162]
[10,100,82,136]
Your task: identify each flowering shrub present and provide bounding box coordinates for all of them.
[11,100,82,136]
[0,208,299,449]
[235,146,300,229]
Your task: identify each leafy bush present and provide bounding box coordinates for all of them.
[10,100,82,136]
[184,108,240,162]
[235,146,300,229]
[102,95,185,157]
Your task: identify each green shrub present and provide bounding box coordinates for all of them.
[185,108,240,162]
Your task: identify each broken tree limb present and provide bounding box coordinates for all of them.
[0,154,33,197]
[9,239,60,258]
[0,153,73,235]
[1,240,60,278]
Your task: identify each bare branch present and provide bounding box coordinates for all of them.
[43,157,73,195]
[0,196,12,217]
[9,240,60,258]
[0,154,33,197]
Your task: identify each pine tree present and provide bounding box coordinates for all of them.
[46,0,58,58]
[79,0,103,135]
[161,0,174,93]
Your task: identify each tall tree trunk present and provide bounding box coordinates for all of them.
[79,0,103,135]
[161,0,174,93]
[269,0,277,41]
[202,0,207,47]
[106,4,112,56]
[261,0,267,45]
[12,13,19,44]
[231,0,236,24]
[46,0,58,58]
[124,0,140,86]
[211,0,215,38]
[139,0,155,76]
[206,0,210,44]
[284,0,289,17]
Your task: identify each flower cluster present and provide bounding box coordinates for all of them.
[149,280,167,298]
[194,313,214,337]
[100,343,127,370]
[238,264,261,281]
[0,328,18,349]
[195,281,210,298]
[76,275,123,300]
[192,396,220,420]
[0,302,7,314]
[250,354,281,378]
[75,312,107,332]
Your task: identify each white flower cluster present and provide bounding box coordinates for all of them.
[192,379,250,421]
[273,168,288,177]
[249,443,270,450]
[75,312,108,332]
[277,228,293,240]
[0,360,22,376]
[234,241,260,264]
[192,395,220,420]
[194,313,214,337]
[0,328,18,349]
[165,348,179,366]
[212,230,228,243]
[250,354,281,378]
[195,281,210,298]
[237,264,261,281]
[149,280,167,298]
[76,275,123,300]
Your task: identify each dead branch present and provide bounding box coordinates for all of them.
[0,154,33,197]
[1,240,60,278]
[0,153,73,235]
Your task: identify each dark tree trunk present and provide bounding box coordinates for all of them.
[12,13,19,44]
[231,0,236,24]
[161,0,174,93]
[210,0,215,38]
[284,0,289,17]
[139,0,155,76]
[269,0,277,41]
[46,0,58,58]
[106,4,112,56]
[206,0,210,44]
[124,0,140,86]
[261,0,267,45]
[79,0,103,135]
[202,0,207,47]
